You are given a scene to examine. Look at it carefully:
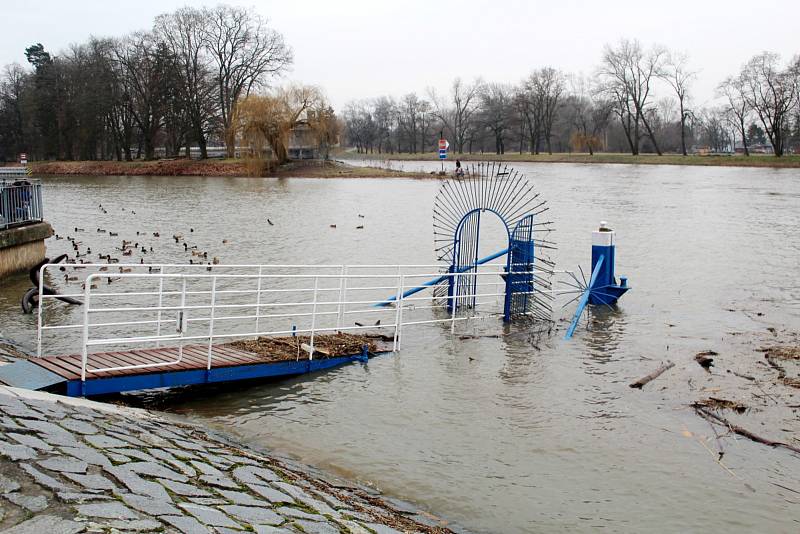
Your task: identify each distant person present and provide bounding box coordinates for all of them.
[455,159,464,177]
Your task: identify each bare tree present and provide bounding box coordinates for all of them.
[342,100,377,154]
[154,7,218,158]
[565,75,611,155]
[397,93,424,153]
[699,107,731,152]
[478,83,512,154]
[113,33,172,160]
[532,68,565,154]
[0,63,29,160]
[202,5,292,158]
[417,98,434,152]
[741,52,798,156]
[599,39,666,155]
[428,77,483,153]
[661,51,696,155]
[718,74,751,155]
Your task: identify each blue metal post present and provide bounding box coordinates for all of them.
[589,223,616,305]
[564,222,631,340]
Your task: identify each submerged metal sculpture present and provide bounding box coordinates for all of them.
[563,222,630,339]
[432,163,555,322]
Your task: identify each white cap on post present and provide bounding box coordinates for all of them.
[592,221,615,246]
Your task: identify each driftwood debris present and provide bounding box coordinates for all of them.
[695,351,716,370]
[694,397,748,414]
[728,370,755,381]
[629,361,675,389]
[764,355,786,378]
[693,405,800,455]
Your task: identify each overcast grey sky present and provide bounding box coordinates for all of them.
[2,0,798,109]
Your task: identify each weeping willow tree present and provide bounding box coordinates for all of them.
[234,84,337,166]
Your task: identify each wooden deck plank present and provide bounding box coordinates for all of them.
[182,346,250,368]
[183,345,257,367]
[105,351,177,374]
[39,354,82,373]
[84,352,134,378]
[212,345,265,362]
[108,348,199,374]
[186,345,260,367]
[38,342,329,381]
[31,358,81,380]
[136,349,203,370]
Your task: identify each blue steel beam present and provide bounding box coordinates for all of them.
[65,350,384,397]
[564,255,604,340]
[374,247,509,307]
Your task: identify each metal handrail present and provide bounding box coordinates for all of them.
[0,180,43,230]
[35,262,563,382]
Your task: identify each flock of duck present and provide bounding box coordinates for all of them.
[51,203,234,287]
[51,203,369,289]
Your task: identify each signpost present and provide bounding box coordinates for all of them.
[19,153,27,165]
[438,138,449,172]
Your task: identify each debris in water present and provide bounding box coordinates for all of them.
[693,397,748,414]
[695,351,717,370]
[630,361,675,389]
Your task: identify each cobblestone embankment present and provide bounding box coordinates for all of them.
[0,386,460,534]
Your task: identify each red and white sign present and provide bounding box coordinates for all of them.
[19,153,27,164]
[438,139,449,150]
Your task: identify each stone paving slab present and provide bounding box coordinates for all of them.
[0,385,457,534]
[0,514,85,534]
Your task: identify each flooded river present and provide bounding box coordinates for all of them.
[1,162,799,532]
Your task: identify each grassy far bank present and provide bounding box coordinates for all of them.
[23,159,435,178]
[338,149,800,168]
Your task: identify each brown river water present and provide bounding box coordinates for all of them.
[0,162,799,533]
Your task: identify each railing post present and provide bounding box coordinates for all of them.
[309,276,319,360]
[451,271,460,334]
[155,265,166,347]
[255,265,264,334]
[0,185,6,229]
[392,274,404,352]
[336,265,347,329]
[396,275,405,350]
[207,275,217,369]
[35,182,42,221]
[178,276,187,360]
[36,264,45,357]
[80,275,93,383]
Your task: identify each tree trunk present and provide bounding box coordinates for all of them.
[640,113,661,155]
[740,118,749,156]
[144,137,155,161]
[679,101,687,156]
[225,127,236,158]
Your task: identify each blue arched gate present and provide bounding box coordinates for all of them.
[434,163,551,323]
[447,210,536,322]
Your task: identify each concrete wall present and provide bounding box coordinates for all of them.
[0,221,52,279]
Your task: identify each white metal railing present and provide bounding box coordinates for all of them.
[1,178,42,230]
[36,262,568,382]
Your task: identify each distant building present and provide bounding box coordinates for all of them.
[288,117,319,160]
